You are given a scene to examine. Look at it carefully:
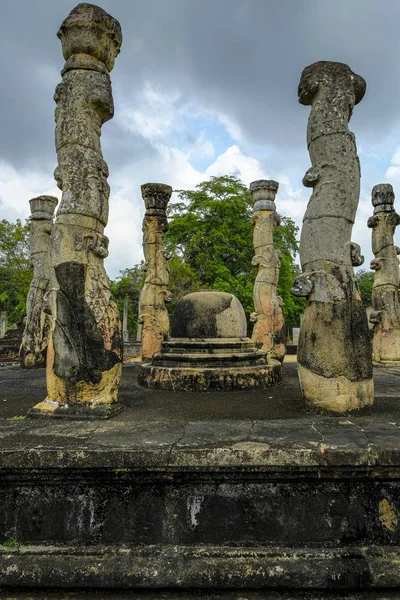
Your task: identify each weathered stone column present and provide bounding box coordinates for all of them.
[138,183,172,361]
[249,180,286,363]
[0,312,7,338]
[20,196,57,368]
[30,4,123,418]
[122,298,129,343]
[292,61,373,412]
[368,183,400,362]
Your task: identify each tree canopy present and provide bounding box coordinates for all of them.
[0,218,32,326]
[355,269,374,307]
[165,175,305,326]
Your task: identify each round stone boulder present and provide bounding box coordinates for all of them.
[171,291,247,339]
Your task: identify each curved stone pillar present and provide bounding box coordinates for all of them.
[20,196,58,368]
[292,61,373,413]
[250,180,286,363]
[138,183,172,361]
[368,184,400,362]
[30,4,123,418]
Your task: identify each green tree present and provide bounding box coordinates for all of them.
[165,175,305,326]
[0,218,32,326]
[109,263,146,334]
[167,255,202,314]
[355,269,374,307]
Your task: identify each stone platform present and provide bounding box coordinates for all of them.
[0,361,399,596]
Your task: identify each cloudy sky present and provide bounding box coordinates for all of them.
[1,0,400,278]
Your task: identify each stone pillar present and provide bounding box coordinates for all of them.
[0,312,7,338]
[20,196,57,368]
[30,4,123,418]
[291,61,373,413]
[123,298,129,343]
[249,180,286,363]
[368,184,400,362]
[138,183,172,361]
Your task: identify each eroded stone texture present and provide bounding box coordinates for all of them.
[292,61,373,413]
[139,291,281,390]
[138,183,172,361]
[30,4,123,418]
[20,196,57,369]
[250,180,286,363]
[368,183,400,362]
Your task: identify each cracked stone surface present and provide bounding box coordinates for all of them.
[0,361,399,470]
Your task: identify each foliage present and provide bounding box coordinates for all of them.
[355,269,374,307]
[109,263,146,334]
[0,219,32,326]
[167,255,202,314]
[165,175,305,326]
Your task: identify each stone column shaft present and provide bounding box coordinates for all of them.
[368,183,400,362]
[138,183,172,361]
[292,61,373,413]
[20,195,57,368]
[0,312,7,338]
[30,3,123,418]
[250,180,286,363]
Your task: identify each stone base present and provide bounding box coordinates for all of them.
[298,364,374,413]
[139,337,281,391]
[138,361,281,391]
[28,399,123,420]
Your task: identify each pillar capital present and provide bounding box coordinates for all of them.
[249,180,279,211]
[57,3,122,72]
[371,183,395,213]
[29,196,58,221]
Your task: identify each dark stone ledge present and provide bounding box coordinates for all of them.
[0,545,399,590]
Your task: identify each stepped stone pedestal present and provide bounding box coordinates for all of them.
[138,290,281,390]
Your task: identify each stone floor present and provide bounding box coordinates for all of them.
[1,358,400,424]
[0,359,398,471]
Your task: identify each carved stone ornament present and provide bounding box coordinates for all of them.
[138,183,172,360]
[292,61,373,413]
[368,183,400,363]
[29,3,123,418]
[249,180,286,363]
[20,196,58,369]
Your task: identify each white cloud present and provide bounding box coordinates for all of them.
[0,161,59,222]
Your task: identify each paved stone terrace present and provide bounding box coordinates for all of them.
[0,361,399,469]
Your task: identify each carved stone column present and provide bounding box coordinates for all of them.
[30,4,123,418]
[138,183,172,361]
[368,184,400,362]
[249,180,286,363]
[292,61,373,413]
[20,196,57,368]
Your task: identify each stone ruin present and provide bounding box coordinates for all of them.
[138,183,172,361]
[29,3,123,418]
[18,9,389,417]
[6,8,400,597]
[292,61,373,413]
[138,289,281,390]
[250,179,286,363]
[368,183,400,363]
[20,195,57,368]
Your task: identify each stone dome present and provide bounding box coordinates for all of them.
[171,291,247,339]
